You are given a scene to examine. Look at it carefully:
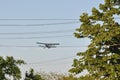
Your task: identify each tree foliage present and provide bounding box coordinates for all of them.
[61,74,78,80]
[0,56,25,80]
[69,0,120,80]
[24,68,44,80]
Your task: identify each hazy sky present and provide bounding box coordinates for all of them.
[0,0,104,76]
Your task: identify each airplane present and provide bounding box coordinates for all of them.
[36,42,60,48]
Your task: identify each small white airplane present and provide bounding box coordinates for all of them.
[36,42,60,48]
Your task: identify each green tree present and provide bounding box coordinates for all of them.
[61,74,78,80]
[69,0,120,80]
[78,75,96,80]
[24,68,44,80]
[0,56,25,80]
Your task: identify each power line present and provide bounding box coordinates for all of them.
[0,45,37,47]
[23,61,73,66]
[0,16,119,21]
[0,22,79,27]
[0,29,74,35]
[0,35,73,39]
[0,44,88,48]
[0,19,79,21]
[26,56,76,65]
[2,44,118,48]
[59,45,87,48]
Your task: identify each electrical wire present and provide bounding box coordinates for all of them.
[23,61,73,67]
[0,16,119,21]
[0,35,73,39]
[0,19,79,21]
[0,29,74,35]
[26,56,76,65]
[0,44,38,47]
[0,45,87,48]
[1,44,118,48]
[0,22,79,27]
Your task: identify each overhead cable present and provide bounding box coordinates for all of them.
[0,35,72,39]
[26,56,76,65]
[0,45,88,48]
[0,18,79,21]
[0,45,37,47]
[0,22,79,27]
[0,29,74,35]
[0,16,119,21]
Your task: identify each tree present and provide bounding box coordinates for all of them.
[37,72,77,80]
[24,68,44,80]
[69,0,120,80]
[0,56,25,80]
[61,74,78,80]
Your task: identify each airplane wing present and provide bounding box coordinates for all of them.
[47,43,60,45]
[38,45,46,47]
[36,42,46,44]
[38,45,56,48]
[36,42,60,45]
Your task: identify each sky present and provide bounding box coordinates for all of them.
[0,0,104,77]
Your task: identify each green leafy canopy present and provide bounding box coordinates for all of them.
[70,0,120,80]
[0,56,25,80]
